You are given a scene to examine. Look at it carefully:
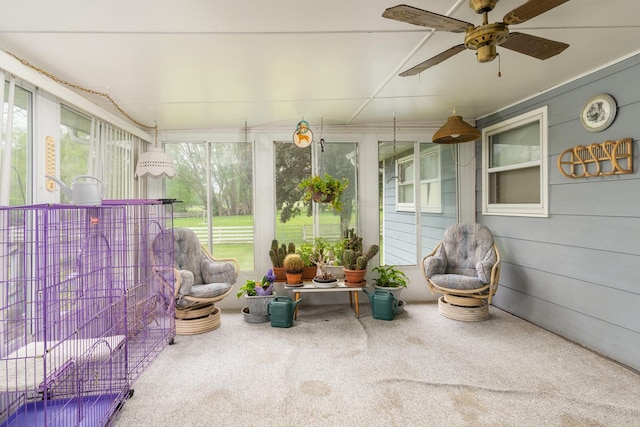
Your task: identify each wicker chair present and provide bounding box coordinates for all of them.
[421,223,501,321]
[151,227,238,335]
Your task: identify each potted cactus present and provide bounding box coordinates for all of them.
[341,228,379,286]
[269,239,296,282]
[283,253,304,284]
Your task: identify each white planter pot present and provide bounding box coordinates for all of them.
[245,294,277,316]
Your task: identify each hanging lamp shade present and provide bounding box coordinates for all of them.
[432,115,481,144]
[135,146,176,178]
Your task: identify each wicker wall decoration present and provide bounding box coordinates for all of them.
[557,138,633,179]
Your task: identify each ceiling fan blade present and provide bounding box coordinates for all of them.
[503,0,571,25]
[383,5,473,33]
[500,32,569,60]
[399,44,466,77]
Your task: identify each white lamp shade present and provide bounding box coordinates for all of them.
[135,147,176,178]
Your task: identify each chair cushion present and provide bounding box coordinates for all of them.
[442,223,494,280]
[423,244,447,276]
[176,282,234,308]
[429,273,486,291]
[476,245,497,283]
[173,228,207,285]
[201,258,236,284]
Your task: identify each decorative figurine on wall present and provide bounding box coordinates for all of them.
[293,119,313,147]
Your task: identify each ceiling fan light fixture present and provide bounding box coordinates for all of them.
[432,115,481,144]
[135,147,176,178]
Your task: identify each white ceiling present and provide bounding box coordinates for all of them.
[1,0,640,132]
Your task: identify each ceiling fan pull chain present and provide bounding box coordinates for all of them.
[497,53,502,78]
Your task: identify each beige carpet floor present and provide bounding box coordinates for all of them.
[112,302,640,427]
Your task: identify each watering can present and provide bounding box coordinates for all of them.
[268,296,301,328]
[363,288,398,321]
[45,175,105,206]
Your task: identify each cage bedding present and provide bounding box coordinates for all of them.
[0,335,125,393]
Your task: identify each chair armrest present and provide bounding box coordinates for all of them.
[423,242,447,277]
[475,244,497,284]
[200,246,239,284]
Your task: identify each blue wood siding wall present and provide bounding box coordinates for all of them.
[476,54,640,371]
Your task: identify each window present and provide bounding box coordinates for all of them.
[1,78,32,206]
[274,140,357,245]
[420,146,441,213]
[165,141,254,270]
[396,155,414,211]
[60,106,91,198]
[380,141,455,266]
[395,147,441,213]
[482,106,548,217]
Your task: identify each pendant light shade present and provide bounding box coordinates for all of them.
[432,115,481,144]
[135,146,176,178]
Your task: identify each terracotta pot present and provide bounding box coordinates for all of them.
[285,272,303,285]
[302,266,317,281]
[343,268,366,285]
[272,267,286,282]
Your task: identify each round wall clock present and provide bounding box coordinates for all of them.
[580,93,617,132]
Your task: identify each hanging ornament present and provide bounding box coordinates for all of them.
[293,119,313,148]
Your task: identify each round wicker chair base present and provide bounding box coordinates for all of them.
[175,302,218,320]
[443,294,484,307]
[438,296,489,322]
[175,306,221,335]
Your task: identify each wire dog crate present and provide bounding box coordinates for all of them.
[102,199,175,383]
[0,201,175,426]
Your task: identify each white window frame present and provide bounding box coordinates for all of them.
[482,105,549,217]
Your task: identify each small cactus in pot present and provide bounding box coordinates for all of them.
[283,253,304,285]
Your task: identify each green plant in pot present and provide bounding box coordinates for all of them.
[237,269,277,320]
[297,241,318,280]
[298,173,348,212]
[341,228,379,286]
[309,242,337,282]
[372,264,408,289]
[269,239,295,281]
[372,264,409,311]
[283,253,304,284]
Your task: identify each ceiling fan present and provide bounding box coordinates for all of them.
[383,0,571,76]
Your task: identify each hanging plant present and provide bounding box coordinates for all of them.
[298,173,348,212]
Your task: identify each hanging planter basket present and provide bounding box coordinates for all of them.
[298,174,348,212]
[312,191,335,204]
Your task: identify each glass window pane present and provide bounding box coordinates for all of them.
[489,166,540,204]
[420,181,441,208]
[274,141,357,248]
[399,183,413,204]
[1,83,32,206]
[60,106,91,202]
[399,160,413,183]
[490,121,540,168]
[420,151,439,180]
[166,141,254,270]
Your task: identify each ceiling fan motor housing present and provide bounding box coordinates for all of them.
[464,23,509,62]
[469,0,498,14]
